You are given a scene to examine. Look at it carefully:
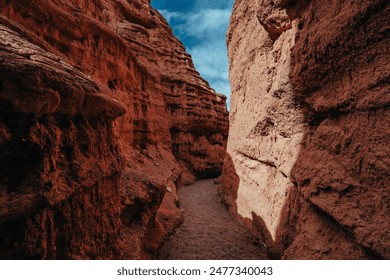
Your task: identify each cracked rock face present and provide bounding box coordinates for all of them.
[220,0,389,259]
[0,0,228,259]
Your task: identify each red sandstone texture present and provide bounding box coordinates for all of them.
[0,0,228,259]
[220,0,389,259]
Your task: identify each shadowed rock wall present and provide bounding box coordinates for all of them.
[0,0,228,259]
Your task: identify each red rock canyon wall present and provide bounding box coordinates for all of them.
[220,0,389,259]
[0,0,228,259]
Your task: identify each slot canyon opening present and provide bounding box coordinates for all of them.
[150,0,259,260]
[3,0,386,263]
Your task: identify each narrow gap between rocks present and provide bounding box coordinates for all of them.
[156,179,267,260]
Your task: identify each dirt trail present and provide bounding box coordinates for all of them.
[157,179,267,259]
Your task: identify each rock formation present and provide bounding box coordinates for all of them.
[0,0,228,259]
[220,0,389,259]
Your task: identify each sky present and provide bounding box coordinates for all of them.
[151,0,234,108]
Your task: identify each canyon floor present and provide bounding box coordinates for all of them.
[157,179,267,260]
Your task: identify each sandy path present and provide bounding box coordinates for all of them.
[157,179,267,260]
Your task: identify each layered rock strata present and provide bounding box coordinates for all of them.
[0,0,228,259]
[220,0,389,259]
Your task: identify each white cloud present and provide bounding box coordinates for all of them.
[189,41,231,109]
[176,9,231,38]
[188,41,228,81]
[158,9,184,23]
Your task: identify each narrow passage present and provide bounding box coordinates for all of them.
[157,179,267,259]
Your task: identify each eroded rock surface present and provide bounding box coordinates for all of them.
[220,0,389,259]
[0,0,228,259]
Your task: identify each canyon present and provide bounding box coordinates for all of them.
[220,0,389,259]
[0,0,388,260]
[0,0,228,259]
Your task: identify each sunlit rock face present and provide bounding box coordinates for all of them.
[220,0,389,259]
[221,0,305,240]
[0,0,228,259]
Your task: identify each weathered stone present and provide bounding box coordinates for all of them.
[221,0,389,259]
[0,0,228,259]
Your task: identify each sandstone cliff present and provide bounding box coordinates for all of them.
[220,0,389,259]
[0,0,228,259]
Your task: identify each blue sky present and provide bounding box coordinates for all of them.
[151,0,234,108]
